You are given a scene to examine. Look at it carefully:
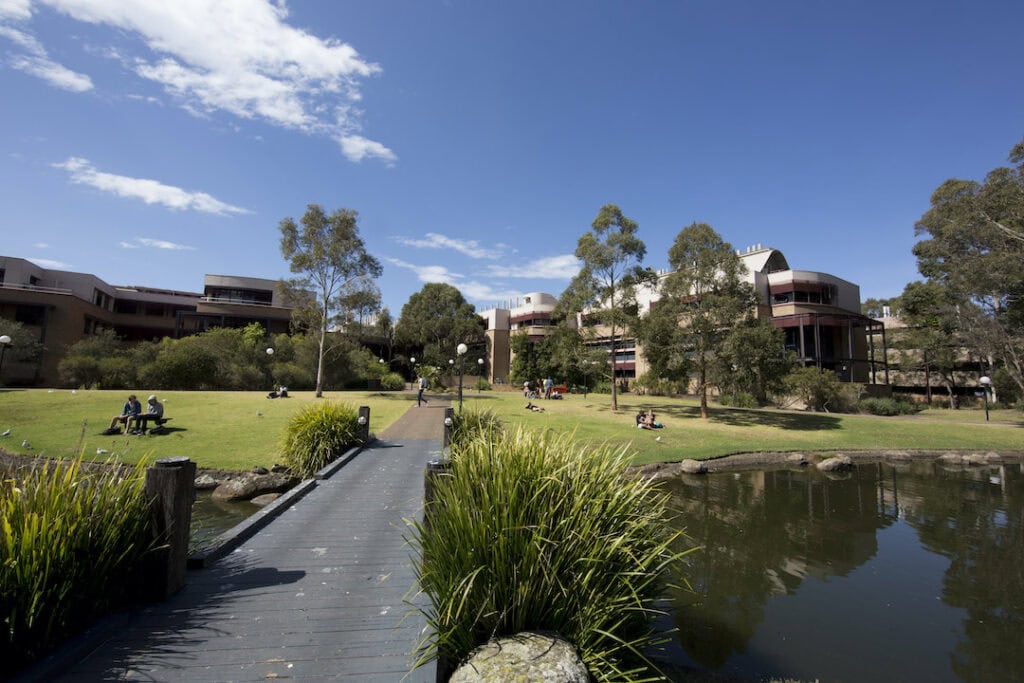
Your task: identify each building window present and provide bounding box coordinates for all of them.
[114,300,138,314]
[0,269,5,284]
[15,304,45,326]
[145,304,165,317]
[773,293,792,304]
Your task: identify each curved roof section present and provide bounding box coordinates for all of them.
[739,247,789,274]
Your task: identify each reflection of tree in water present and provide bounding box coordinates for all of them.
[664,468,893,669]
[899,464,1024,683]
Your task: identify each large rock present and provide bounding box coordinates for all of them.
[212,472,298,502]
[450,632,588,682]
[250,493,282,507]
[194,473,219,490]
[785,453,809,466]
[816,455,853,472]
[679,459,706,474]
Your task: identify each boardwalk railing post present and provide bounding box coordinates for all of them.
[145,456,196,600]
[358,405,370,443]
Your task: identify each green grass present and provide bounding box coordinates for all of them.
[460,391,1024,465]
[0,389,412,470]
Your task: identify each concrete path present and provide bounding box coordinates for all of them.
[54,402,450,682]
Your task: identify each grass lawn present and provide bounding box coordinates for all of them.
[0,388,415,470]
[459,390,1024,465]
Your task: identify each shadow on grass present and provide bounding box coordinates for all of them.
[632,402,842,431]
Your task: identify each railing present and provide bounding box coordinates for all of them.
[200,296,272,306]
[0,282,74,295]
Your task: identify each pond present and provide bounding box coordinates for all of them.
[657,460,1023,682]
[189,490,259,552]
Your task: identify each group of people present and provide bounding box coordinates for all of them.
[636,409,664,430]
[105,394,164,435]
[523,377,557,400]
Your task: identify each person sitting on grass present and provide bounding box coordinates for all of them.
[106,394,141,434]
[644,410,664,429]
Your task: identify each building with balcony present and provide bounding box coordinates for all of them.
[478,245,887,387]
[0,256,292,385]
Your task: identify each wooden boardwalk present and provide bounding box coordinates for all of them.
[55,402,450,682]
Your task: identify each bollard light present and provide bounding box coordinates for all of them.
[444,416,453,427]
[266,347,274,355]
[357,415,367,425]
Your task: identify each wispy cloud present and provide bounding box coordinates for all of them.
[0,24,93,91]
[32,241,48,248]
[2,0,394,163]
[395,232,502,260]
[121,237,196,250]
[386,257,523,305]
[484,254,580,280]
[54,157,251,215]
[28,256,71,269]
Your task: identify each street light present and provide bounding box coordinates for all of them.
[456,343,468,413]
[0,335,11,384]
[980,375,992,422]
[266,347,274,356]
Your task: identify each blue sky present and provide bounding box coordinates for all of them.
[1,0,1022,315]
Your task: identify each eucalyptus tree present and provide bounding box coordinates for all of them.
[913,138,1024,394]
[395,283,485,366]
[279,204,382,397]
[568,204,649,410]
[660,223,756,418]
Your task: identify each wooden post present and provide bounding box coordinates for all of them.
[145,456,196,600]
[358,405,370,443]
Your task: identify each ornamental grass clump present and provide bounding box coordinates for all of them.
[409,427,691,681]
[449,407,504,450]
[1,458,153,670]
[281,400,361,478]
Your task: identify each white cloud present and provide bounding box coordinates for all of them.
[485,254,580,280]
[386,257,461,285]
[28,256,71,269]
[6,0,393,163]
[32,241,48,248]
[0,0,32,20]
[54,157,251,215]
[385,257,523,305]
[120,237,195,250]
[395,232,502,260]
[336,135,396,165]
[0,24,93,91]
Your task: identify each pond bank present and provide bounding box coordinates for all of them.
[631,449,1024,479]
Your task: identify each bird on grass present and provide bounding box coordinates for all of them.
[96,448,109,455]
[21,439,32,449]
[1,429,10,437]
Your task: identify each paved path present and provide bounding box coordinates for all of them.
[56,402,450,682]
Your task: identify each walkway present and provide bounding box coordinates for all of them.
[53,402,450,682]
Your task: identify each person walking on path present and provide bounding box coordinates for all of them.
[417,374,429,406]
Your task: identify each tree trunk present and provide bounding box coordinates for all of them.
[610,324,618,412]
[699,359,708,418]
[315,307,326,398]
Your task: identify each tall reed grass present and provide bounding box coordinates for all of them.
[408,426,692,681]
[450,407,504,450]
[1,457,153,669]
[281,401,362,479]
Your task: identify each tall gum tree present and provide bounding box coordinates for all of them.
[913,138,1024,395]
[279,204,382,398]
[569,204,648,411]
[662,223,755,418]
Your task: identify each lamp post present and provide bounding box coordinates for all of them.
[456,343,468,413]
[0,335,11,385]
[980,376,992,422]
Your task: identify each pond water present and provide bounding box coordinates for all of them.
[656,461,1023,682]
[189,490,259,552]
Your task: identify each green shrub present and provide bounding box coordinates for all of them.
[408,427,691,680]
[1,458,153,670]
[784,367,860,412]
[473,378,491,391]
[719,391,760,409]
[281,401,361,478]
[859,397,924,416]
[632,373,683,397]
[380,372,405,391]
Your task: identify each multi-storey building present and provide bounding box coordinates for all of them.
[479,245,888,387]
[0,256,292,385]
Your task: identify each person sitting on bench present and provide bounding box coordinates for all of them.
[133,395,165,434]
[106,394,141,434]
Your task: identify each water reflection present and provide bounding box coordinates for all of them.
[661,461,1024,682]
